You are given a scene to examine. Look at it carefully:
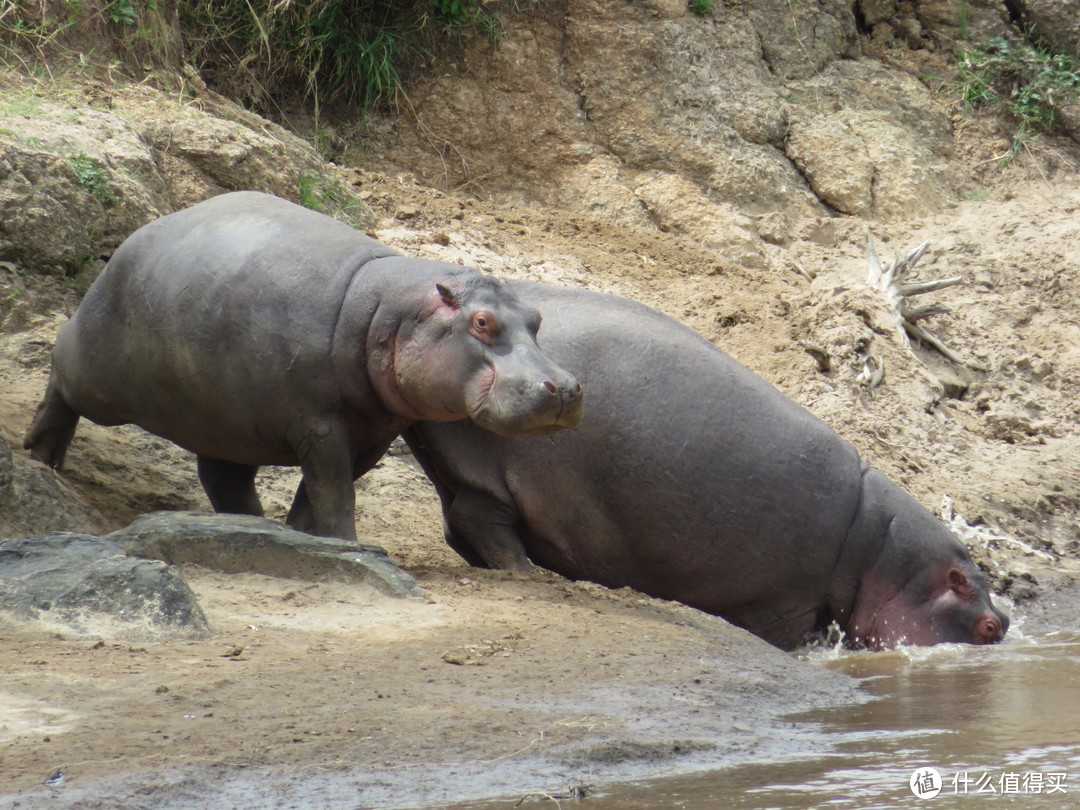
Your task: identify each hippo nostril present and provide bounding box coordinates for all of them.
[543,380,557,395]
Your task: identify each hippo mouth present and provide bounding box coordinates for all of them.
[468,365,583,437]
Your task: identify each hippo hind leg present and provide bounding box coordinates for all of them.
[197,457,263,516]
[446,487,533,572]
[23,378,80,469]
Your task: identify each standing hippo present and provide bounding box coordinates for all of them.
[24,192,582,540]
[405,282,1008,650]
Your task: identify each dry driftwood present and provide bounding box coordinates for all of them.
[866,233,968,367]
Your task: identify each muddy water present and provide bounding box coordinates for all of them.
[445,630,1080,809]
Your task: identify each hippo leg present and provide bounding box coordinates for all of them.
[197,457,263,516]
[23,377,79,469]
[285,480,316,534]
[445,487,533,572]
[285,420,363,540]
[286,436,398,538]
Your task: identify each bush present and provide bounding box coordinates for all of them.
[955,36,1080,155]
[180,0,537,113]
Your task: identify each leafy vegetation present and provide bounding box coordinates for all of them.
[105,0,138,25]
[0,1,78,59]
[69,152,117,205]
[954,36,1080,157]
[180,0,541,113]
[689,0,714,15]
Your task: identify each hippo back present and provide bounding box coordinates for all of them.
[410,281,867,646]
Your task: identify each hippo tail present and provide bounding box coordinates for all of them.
[24,370,80,469]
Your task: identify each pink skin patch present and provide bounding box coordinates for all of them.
[858,567,1005,650]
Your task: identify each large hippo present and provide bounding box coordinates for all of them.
[405,282,1009,650]
[24,192,582,540]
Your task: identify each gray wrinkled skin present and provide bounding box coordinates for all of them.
[25,193,581,540]
[406,282,1009,651]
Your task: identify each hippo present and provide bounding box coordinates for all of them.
[405,282,1009,650]
[24,192,582,540]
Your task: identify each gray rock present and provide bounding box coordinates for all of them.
[108,511,426,600]
[0,435,104,540]
[0,532,209,636]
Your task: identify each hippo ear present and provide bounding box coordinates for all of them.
[947,568,974,599]
[436,282,461,310]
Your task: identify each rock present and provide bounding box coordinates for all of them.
[0,78,371,276]
[787,118,874,216]
[0,533,209,637]
[746,0,859,81]
[0,104,169,275]
[858,0,896,26]
[633,172,768,268]
[785,61,958,220]
[0,438,104,540]
[990,0,1079,58]
[108,511,426,600]
[143,116,306,206]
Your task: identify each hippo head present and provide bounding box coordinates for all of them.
[852,558,1009,650]
[390,274,583,436]
[846,480,1009,650]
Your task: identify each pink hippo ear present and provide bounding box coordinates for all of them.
[436,282,462,310]
[947,568,974,599]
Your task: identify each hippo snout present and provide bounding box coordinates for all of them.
[538,375,584,430]
[470,363,583,437]
[975,604,1009,645]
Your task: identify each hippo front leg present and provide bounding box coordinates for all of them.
[286,419,359,540]
[445,487,533,572]
[287,429,398,540]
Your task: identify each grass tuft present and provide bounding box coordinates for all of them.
[953,36,1080,158]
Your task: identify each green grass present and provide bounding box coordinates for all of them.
[689,0,713,15]
[954,36,1080,158]
[297,170,371,230]
[180,0,543,114]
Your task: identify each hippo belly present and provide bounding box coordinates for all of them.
[406,281,1008,650]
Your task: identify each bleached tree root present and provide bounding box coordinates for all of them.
[866,233,969,367]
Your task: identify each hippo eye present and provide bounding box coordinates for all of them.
[470,310,499,344]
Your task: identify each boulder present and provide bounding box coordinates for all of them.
[108,511,426,600]
[0,532,209,636]
[0,433,104,540]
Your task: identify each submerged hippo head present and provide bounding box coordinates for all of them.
[848,497,1009,650]
[389,274,582,436]
[854,559,1009,650]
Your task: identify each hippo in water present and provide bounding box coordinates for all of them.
[405,282,1009,650]
[24,192,582,540]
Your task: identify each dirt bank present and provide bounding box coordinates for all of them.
[2,163,1077,808]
